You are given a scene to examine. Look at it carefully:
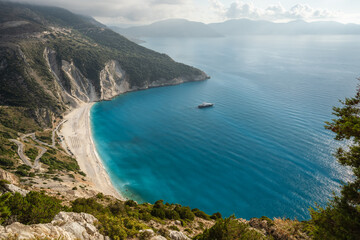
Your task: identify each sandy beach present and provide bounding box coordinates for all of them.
[59,103,123,199]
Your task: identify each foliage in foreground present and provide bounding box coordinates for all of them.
[307,85,360,239]
[70,197,212,239]
[194,216,269,240]
[0,191,63,225]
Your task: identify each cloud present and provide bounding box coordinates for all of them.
[212,1,340,22]
[7,0,352,25]
[8,0,194,24]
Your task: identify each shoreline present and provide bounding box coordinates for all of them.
[59,103,124,200]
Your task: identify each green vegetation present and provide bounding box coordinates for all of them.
[40,151,79,172]
[194,216,269,240]
[0,191,63,225]
[0,107,40,133]
[307,87,360,239]
[70,197,214,239]
[192,208,211,220]
[35,130,52,145]
[25,147,38,162]
[15,164,32,177]
[71,197,148,239]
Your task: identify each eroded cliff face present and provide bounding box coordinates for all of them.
[99,60,130,100]
[62,60,97,103]
[44,47,84,109]
[44,48,209,108]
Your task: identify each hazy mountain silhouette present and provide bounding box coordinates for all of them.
[111,19,223,38]
[208,19,360,35]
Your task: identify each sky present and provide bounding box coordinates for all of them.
[8,0,360,26]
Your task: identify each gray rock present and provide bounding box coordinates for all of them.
[0,211,107,240]
[140,229,155,238]
[169,230,190,240]
[4,184,29,196]
[151,236,167,240]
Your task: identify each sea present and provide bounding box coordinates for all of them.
[91,35,360,220]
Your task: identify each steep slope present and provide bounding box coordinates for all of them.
[112,19,223,38]
[0,2,209,129]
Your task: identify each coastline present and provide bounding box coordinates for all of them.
[59,103,124,200]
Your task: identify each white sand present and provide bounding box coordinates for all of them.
[60,103,123,199]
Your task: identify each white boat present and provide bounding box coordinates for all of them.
[198,102,214,108]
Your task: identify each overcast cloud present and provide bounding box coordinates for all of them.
[7,0,356,25]
[211,1,340,23]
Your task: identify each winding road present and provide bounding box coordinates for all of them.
[10,120,68,170]
[9,139,32,167]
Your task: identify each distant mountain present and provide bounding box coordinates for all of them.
[109,26,146,43]
[112,19,223,38]
[208,19,360,35]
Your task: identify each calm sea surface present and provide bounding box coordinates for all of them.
[91,36,360,220]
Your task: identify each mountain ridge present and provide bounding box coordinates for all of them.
[113,18,360,39]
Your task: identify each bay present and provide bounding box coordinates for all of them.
[91,35,360,220]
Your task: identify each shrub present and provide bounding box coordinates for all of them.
[125,199,137,207]
[71,198,107,215]
[96,193,104,199]
[192,208,211,220]
[151,207,165,219]
[109,201,126,216]
[139,212,152,222]
[165,209,180,220]
[0,158,14,167]
[15,169,28,177]
[211,212,222,220]
[194,216,267,240]
[175,206,195,221]
[5,191,63,224]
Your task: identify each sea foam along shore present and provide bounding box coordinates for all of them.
[59,103,124,200]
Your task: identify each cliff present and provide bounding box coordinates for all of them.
[0,2,209,127]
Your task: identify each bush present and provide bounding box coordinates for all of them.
[151,207,165,219]
[125,199,137,207]
[71,197,107,216]
[3,191,63,224]
[97,214,128,240]
[109,201,126,216]
[165,209,180,220]
[0,158,14,167]
[140,212,152,222]
[15,169,28,177]
[194,216,268,240]
[192,208,211,220]
[211,212,222,220]
[96,193,104,199]
[175,206,195,221]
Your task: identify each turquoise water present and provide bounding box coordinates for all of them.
[91,36,360,220]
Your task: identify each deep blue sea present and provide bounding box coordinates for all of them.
[91,36,360,220]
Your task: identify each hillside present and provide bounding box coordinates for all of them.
[0,2,209,129]
[111,19,223,38]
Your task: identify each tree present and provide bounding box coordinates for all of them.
[308,84,360,239]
